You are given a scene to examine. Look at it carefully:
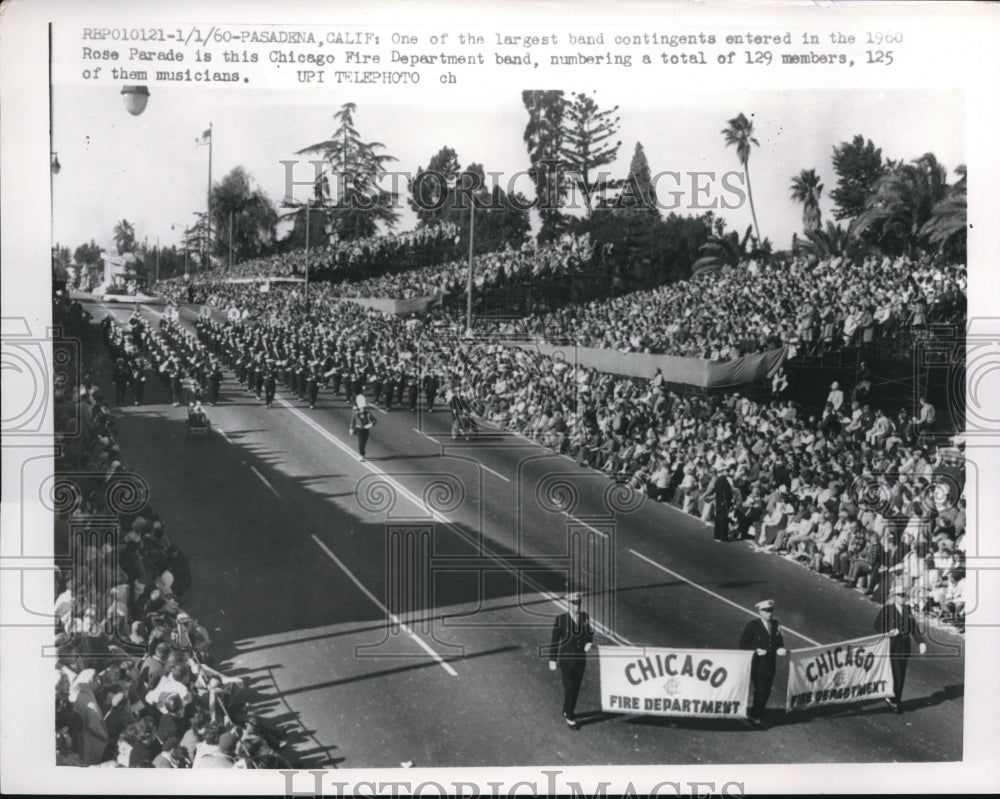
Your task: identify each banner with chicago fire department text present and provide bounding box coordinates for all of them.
[599,646,753,718]
[786,634,892,711]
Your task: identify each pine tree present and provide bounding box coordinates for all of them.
[560,91,621,217]
[295,102,399,241]
[616,141,659,215]
[521,90,567,242]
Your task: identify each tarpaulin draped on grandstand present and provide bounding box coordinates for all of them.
[785,634,892,712]
[504,342,787,389]
[599,646,753,718]
[339,292,445,315]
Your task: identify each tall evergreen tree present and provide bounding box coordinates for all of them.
[296,102,399,241]
[522,90,567,242]
[560,91,621,217]
[615,141,659,215]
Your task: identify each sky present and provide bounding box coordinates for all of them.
[51,85,964,257]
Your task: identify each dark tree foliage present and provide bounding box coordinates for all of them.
[210,166,279,263]
[559,91,622,217]
[295,102,400,241]
[614,141,659,215]
[522,90,567,243]
[830,135,887,221]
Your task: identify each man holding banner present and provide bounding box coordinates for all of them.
[738,599,787,728]
[546,593,594,729]
[874,584,927,712]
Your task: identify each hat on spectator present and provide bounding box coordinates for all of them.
[218,732,238,756]
[565,591,583,605]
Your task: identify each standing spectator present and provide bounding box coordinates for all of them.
[826,382,845,414]
[708,468,734,542]
[68,669,109,766]
[915,396,936,437]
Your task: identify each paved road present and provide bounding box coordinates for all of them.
[84,297,964,767]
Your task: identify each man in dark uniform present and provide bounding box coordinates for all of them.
[383,369,398,411]
[306,364,320,410]
[327,355,343,396]
[130,359,147,406]
[546,592,594,729]
[349,394,377,460]
[710,467,735,542]
[263,360,277,409]
[873,584,927,712]
[738,598,787,728]
[407,371,420,412]
[166,359,183,407]
[113,357,130,406]
[370,361,385,407]
[423,371,439,413]
[296,357,308,402]
[207,360,223,406]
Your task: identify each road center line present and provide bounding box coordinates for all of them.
[310,534,458,676]
[276,394,629,645]
[215,426,232,444]
[412,426,437,444]
[250,466,281,499]
[628,548,821,646]
[467,460,510,483]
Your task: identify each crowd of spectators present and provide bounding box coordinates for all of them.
[153,233,595,311]
[51,293,290,768]
[500,253,967,359]
[187,224,463,283]
[154,234,964,365]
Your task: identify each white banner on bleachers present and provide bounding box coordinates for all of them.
[786,634,892,712]
[599,646,753,718]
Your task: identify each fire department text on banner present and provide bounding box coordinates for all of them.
[599,646,753,718]
[786,634,892,711]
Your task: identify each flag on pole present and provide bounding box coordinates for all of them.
[196,128,211,144]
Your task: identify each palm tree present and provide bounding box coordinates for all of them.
[722,113,761,244]
[691,225,754,275]
[797,221,865,260]
[919,164,966,260]
[113,219,136,254]
[790,168,824,233]
[853,152,950,257]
